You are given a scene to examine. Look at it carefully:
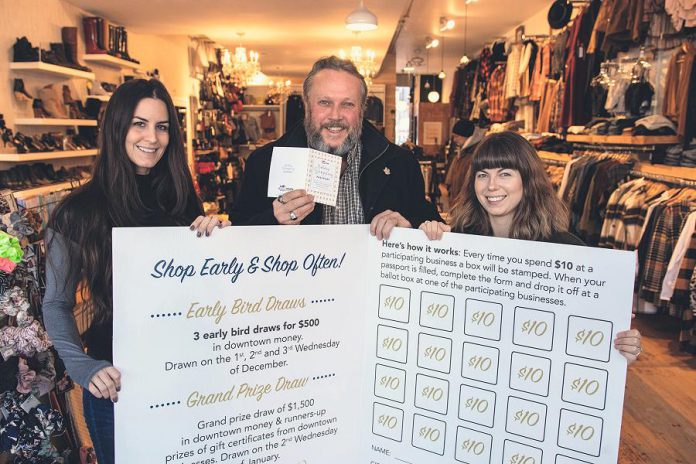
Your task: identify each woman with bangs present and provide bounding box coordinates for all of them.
[420,131,643,363]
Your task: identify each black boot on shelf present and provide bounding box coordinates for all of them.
[41,133,59,151]
[49,43,74,69]
[13,37,39,62]
[13,79,33,103]
[32,99,51,118]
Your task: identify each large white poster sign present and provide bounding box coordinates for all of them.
[113,227,634,464]
[363,229,634,464]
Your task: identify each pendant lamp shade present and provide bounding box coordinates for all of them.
[346,0,378,31]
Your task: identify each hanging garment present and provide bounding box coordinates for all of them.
[365,96,384,124]
[285,94,304,132]
[663,42,696,140]
[487,65,508,122]
[259,111,277,138]
[503,43,524,99]
[530,43,551,101]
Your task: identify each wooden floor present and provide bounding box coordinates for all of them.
[619,315,696,463]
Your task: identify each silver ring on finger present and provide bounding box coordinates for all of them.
[278,194,286,204]
[635,346,642,357]
[289,211,298,221]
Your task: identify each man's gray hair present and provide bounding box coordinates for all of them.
[303,56,368,108]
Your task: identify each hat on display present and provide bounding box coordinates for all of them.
[548,0,572,29]
[452,119,475,137]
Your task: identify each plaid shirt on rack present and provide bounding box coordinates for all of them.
[487,65,507,122]
[639,202,693,305]
[672,230,696,306]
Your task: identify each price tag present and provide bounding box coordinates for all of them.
[464,299,503,341]
[513,306,555,351]
[455,426,492,464]
[566,316,613,362]
[414,374,449,415]
[374,363,406,403]
[562,363,609,410]
[417,333,453,373]
[372,402,404,442]
[502,439,543,464]
[419,291,455,332]
[378,284,411,323]
[458,384,496,428]
[376,325,409,364]
[509,352,551,397]
[557,409,604,457]
[461,342,500,385]
[411,414,446,455]
[505,396,548,442]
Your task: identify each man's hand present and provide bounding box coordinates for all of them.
[419,220,451,240]
[273,189,315,225]
[370,210,412,240]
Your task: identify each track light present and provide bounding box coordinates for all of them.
[439,17,455,32]
[425,37,439,49]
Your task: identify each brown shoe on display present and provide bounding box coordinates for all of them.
[38,84,69,119]
[62,26,91,71]
[82,17,106,54]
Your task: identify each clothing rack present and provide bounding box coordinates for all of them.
[572,143,657,154]
[629,170,696,188]
[541,157,568,167]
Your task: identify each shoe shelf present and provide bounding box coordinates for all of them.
[83,54,140,70]
[13,178,88,201]
[0,149,98,162]
[14,118,98,127]
[10,62,95,80]
[242,105,281,110]
[87,95,110,102]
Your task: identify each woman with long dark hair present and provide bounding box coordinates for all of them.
[42,79,224,464]
[420,131,642,363]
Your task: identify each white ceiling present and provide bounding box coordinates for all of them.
[396,0,551,75]
[65,0,553,79]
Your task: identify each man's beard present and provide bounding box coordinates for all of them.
[305,113,362,156]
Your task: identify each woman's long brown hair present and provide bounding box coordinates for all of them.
[449,131,569,240]
[48,79,202,326]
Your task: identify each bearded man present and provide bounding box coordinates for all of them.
[229,56,441,239]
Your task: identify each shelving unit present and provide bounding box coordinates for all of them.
[9,62,95,80]
[13,179,88,201]
[566,134,681,145]
[243,104,280,110]
[0,149,98,163]
[15,118,98,127]
[537,150,696,183]
[87,95,110,102]
[83,54,140,70]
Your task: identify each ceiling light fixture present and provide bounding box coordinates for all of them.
[460,2,471,65]
[403,61,415,73]
[425,47,440,103]
[345,0,378,31]
[339,32,377,84]
[425,37,440,49]
[439,17,455,32]
[221,32,261,87]
[438,34,446,79]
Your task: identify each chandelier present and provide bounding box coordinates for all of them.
[340,46,378,84]
[221,33,261,87]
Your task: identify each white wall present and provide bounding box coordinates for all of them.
[0,0,193,166]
